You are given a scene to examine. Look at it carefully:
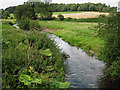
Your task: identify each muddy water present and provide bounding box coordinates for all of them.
[48,33,105,88]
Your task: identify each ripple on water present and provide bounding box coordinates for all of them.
[48,33,105,88]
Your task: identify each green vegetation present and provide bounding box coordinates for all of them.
[14,4,37,21]
[39,21,104,55]
[1,0,119,88]
[2,22,70,88]
[51,3,116,12]
[18,18,41,30]
[2,3,116,16]
[53,16,108,23]
[97,13,120,81]
[2,11,10,19]
[57,14,64,21]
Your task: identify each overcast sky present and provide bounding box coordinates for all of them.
[0,0,119,9]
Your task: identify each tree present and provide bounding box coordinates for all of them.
[0,9,4,19]
[2,11,10,19]
[70,4,78,11]
[14,4,36,21]
[34,2,53,20]
[5,6,16,13]
[89,4,95,11]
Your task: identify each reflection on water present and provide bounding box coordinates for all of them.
[48,33,105,88]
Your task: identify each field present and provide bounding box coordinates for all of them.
[39,21,104,55]
[53,11,109,19]
[10,11,109,20]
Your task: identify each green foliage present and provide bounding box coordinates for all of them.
[66,17,72,21]
[51,3,116,13]
[29,20,41,30]
[18,18,30,30]
[39,49,52,56]
[2,11,10,19]
[97,13,120,80]
[105,61,120,80]
[18,18,41,30]
[2,23,68,88]
[57,14,64,21]
[14,4,36,21]
[18,67,70,88]
[35,2,53,20]
[5,6,16,13]
[51,80,70,88]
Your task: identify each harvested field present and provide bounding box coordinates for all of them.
[53,11,109,19]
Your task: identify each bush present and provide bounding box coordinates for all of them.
[18,18,30,30]
[57,14,64,21]
[66,17,72,21]
[29,20,41,30]
[4,21,14,25]
[99,14,105,18]
[18,18,41,30]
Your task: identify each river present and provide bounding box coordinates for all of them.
[48,33,105,88]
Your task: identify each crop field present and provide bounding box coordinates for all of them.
[39,21,104,55]
[53,11,109,19]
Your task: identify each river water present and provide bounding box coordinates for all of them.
[48,33,105,88]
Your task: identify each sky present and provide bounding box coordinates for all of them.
[0,0,119,9]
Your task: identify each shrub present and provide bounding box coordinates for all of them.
[99,14,105,18]
[18,18,30,30]
[57,14,64,21]
[4,21,14,25]
[29,20,41,30]
[18,18,41,30]
[66,17,72,21]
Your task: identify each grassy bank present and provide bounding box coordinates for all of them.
[39,21,104,55]
[2,22,70,88]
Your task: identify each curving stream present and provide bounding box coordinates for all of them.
[48,33,105,88]
[13,24,105,88]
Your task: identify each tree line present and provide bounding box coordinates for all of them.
[1,2,117,15]
[0,2,117,19]
[51,3,116,12]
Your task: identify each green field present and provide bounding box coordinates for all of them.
[39,21,104,55]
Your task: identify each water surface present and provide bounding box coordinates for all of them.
[48,33,105,88]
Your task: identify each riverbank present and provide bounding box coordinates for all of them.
[2,22,70,88]
[40,21,104,56]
